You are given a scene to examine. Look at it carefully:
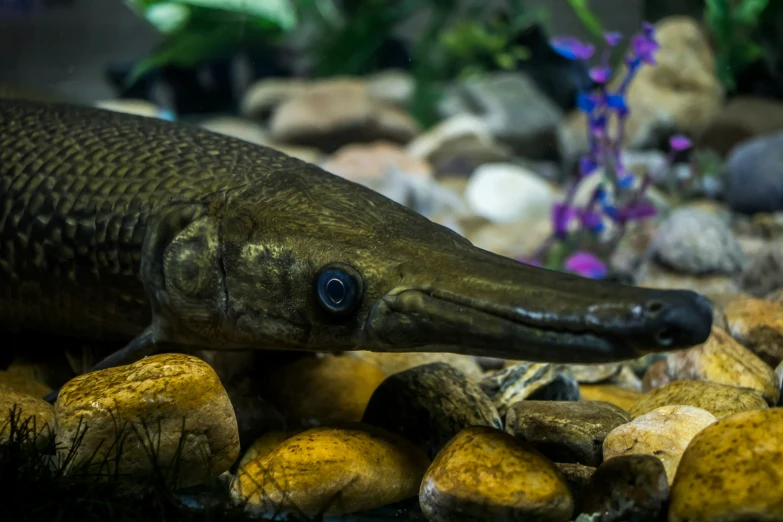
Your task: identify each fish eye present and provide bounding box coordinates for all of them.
[315,263,363,315]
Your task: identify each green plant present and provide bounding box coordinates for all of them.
[704,0,772,91]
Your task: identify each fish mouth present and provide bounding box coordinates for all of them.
[365,261,714,363]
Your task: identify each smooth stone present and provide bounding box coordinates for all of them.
[666,326,779,404]
[231,424,430,517]
[629,380,768,419]
[480,363,581,418]
[361,362,501,459]
[0,389,55,447]
[225,387,286,452]
[642,359,673,392]
[724,131,783,214]
[627,353,668,377]
[419,425,573,522]
[237,430,296,469]
[566,363,622,384]
[465,218,552,260]
[464,163,559,224]
[607,365,644,392]
[778,361,783,406]
[603,405,717,484]
[320,140,433,184]
[239,78,307,120]
[429,133,514,177]
[0,370,52,398]
[257,354,388,426]
[553,462,595,515]
[55,353,239,487]
[579,384,643,413]
[650,207,746,275]
[198,116,268,146]
[406,114,494,161]
[635,261,741,295]
[580,454,669,522]
[505,401,631,467]
[669,408,783,521]
[739,239,783,296]
[366,69,415,108]
[347,351,483,382]
[724,296,783,368]
[696,95,783,157]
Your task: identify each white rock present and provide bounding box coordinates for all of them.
[465,163,558,223]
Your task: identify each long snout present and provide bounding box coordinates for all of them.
[366,247,713,363]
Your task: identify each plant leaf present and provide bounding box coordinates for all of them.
[566,0,605,40]
[171,0,296,29]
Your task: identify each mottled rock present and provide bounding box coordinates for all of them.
[232,424,429,517]
[257,355,387,426]
[0,370,51,398]
[366,69,414,108]
[629,380,768,419]
[465,163,559,223]
[505,401,631,467]
[669,408,783,521]
[480,363,581,417]
[627,353,668,377]
[198,116,268,146]
[642,360,673,392]
[579,384,643,412]
[650,207,746,275]
[724,131,783,214]
[603,405,716,483]
[419,426,573,522]
[608,365,644,392]
[429,133,513,177]
[724,296,783,368]
[361,362,501,459]
[566,364,622,384]
[240,78,307,120]
[635,261,741,294]
[55,354,239,487]
[269,78,419,152]
[438,72,563,159]
[553,462,595,514]
[406,114,493,161]
[581,455,669,522]
[347,351,483,382]
[320,140,432,185]
[666,326,779,404]
[0,389,55,447]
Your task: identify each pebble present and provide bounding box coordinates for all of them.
[666,326,779,404]
[603,405,717,484]
[580,454,669,522]
[635,261,741,295]
[464,163,559,223]
[778,361,783,406]
[696,95,783,157]
[0,370,51,398]
[566,363,622,384]
[55,353,239,487]
[361,362,501,459]
[0,389,55,448]
[428,133,513,177]
[724,131,783,214]
[553,462,595,514]
[320,140,433,185]
[419,425,574,522]
[406,114,494,161]
[240,77,307,120]
[607,365,644,392]
[257,354,388,427]
[579,384,643,412]
[480,363,581,417]
[224,387,286,451]
[237,430,292,468]
[198,116,268,146]
[231,424,429,517]
[724,296,783,368]
[739,239,783,296]
[642,360,673,392]
[669,408,783,521]
[629,380,768,419]
[505,401,631,467]
[465,218,552,260]
[650,207,746,275]
[346,351,484,382]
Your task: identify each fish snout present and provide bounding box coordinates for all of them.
[638,290,713,351]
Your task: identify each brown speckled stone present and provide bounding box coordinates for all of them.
[579,384,643,412]
[642,359,672,392]
[669,408,783,521]
[581,454,669,522]
[629,380,768,419]
[724,296,783,368]
[362,362,501,459]
[603,405,717,484]
[419,425,573,522]
[258,354,388,426]
[0,389,55,447]
[666,326,779,404]
[505,401,631,467]
[231,424,429,517]
[55,353,239,487]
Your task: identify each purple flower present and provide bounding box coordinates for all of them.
[617,175,635,190]
[577,92,599,113]
[642,21,655,38]
[669,135,692,151]
[630,33,659,65]
[617,200,658,221]
[604,32,622,46]
[564,252,607,279]
[578,209,603,231]
[589,115,607,136]
[579,156,598,177]
[517,257,542,267]
[550,37,595,61]
[606,94,628,113]
[589,66,611,84]
[552,203,576,238]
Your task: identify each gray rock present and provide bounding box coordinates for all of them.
[361,362,501,459]
[438,72,563,159]
[479,363,581,417]
[651,207,747,275]
[740,239,783,296]
[505,401,631,467]
[724,131,783,214]
[580,454,669,522]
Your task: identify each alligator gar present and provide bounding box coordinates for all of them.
[0,97,713,397]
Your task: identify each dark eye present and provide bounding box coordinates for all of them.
[315,263,363,315]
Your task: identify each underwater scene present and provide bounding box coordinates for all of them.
[1,0,783,520]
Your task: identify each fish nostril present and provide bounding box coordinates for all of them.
[656,327,674,346]
[645,300,666,317]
